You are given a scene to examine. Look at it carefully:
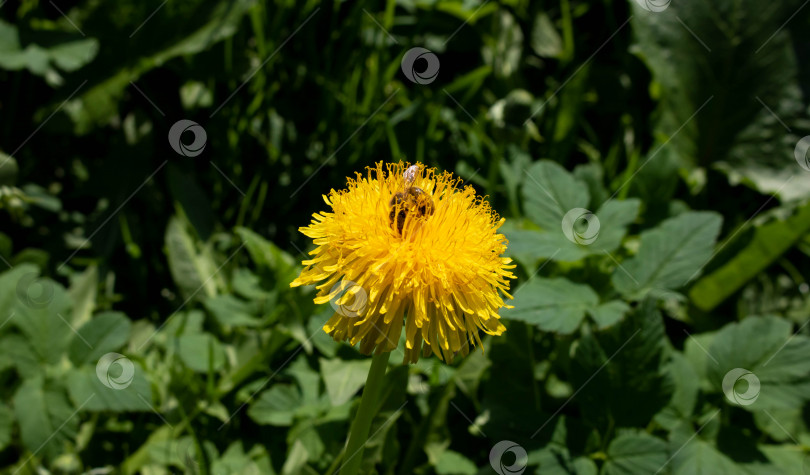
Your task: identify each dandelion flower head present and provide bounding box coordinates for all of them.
[291,162,515,363]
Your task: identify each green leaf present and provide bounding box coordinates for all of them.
[236,226,297,283]
[173,333,226,373]
[165,216,218,301]
[67,264,98,328]
[65,364,154,412]
[13,376,80,461]
[611,211,723,298]
[587,300,630,329]
[11,274,73,365]
[435,450,477,475]
[706,316,810,412]
[691,202,810,310]
[654,352,700,431]
[630,0,810,201]
[248,384,302,426]
[0,151,18,186]
[68,311,132,366]
[506,199,640,264]
[0,334,39,376]
[603,431,668,475]
[502,277,598,334]
[669,438,740,475]
[0,19,98,76]
[571,299,671,427]
[0,264,39,331]
[522,160,589,231]
[319,358,372,406]
[204,294,262,327]
[530,12,563,58]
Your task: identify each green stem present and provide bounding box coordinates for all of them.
[339,351,391,475]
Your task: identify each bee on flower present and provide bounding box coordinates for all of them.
[291,162,515,363]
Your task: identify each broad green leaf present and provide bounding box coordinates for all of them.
[522,160,589,231]
[159,309,205,338]
[248,384,302,426]
[530,12,563,58]
[11,274,73,365]
[0,264,39,331]
[0,19,98,76]
[655,352,700,431]
[506,199,640,264]
[612,211,723,298]
[320,358,372,406]
[236,226,297,283]
[669,438,740,475]
[759,444,808,475]
[0,334,39,376]
[165,216,218,301]
[67,264,97,328]
[587,300,630,329]
[13,376,79,461]
[281,439,309,475]
[173,333,226,373]
[603,432,668,475]
[482,323,542,440]
[571,299,671,427]
[204,294,262,327]
[754,407,807,443]
[213,441,277,475]
[435,450,476,474]
[65,365,153,412]
[502,277,598,334]
[631,0,810,201]
[706,316,810,412]
[68,311,132,366]
[691,202,810,310]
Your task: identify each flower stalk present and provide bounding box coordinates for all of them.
[339,351,391,475]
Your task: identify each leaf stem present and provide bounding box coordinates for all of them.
[339,351,391,475]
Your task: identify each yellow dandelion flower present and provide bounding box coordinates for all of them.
[290,161,515,363]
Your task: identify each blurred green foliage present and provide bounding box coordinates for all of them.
[1,0,810,473]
